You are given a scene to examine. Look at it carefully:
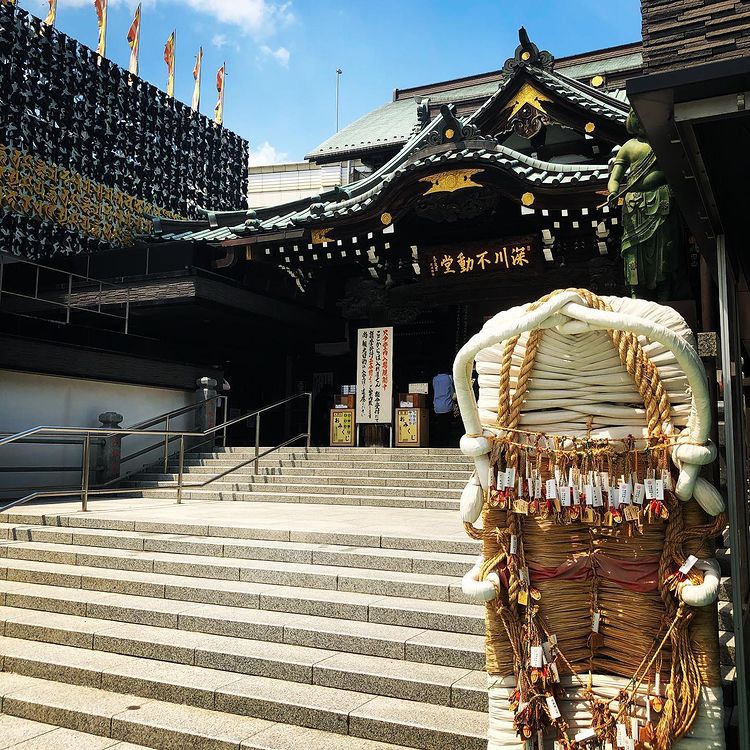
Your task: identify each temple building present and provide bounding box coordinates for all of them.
[146,33,705,430]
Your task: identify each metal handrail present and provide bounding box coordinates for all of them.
[0,392,312,514]
[127,394,224,431]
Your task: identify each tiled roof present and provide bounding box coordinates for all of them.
[151,135,609,244]
[306,50,635,162]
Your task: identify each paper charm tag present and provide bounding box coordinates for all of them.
[633,483,646,505]
[593,485,604,507]
[631,717,639,739]
[619,482,632,505]
[517,477,525,498]
[546,479,558,500]
[530,646,544,668]
[616,723,627,747]
[644,478,656,500]
[549,661,560,682]
[546,695,562,720]
[559,485,571,507]
[679,554,699,575]
[506,467,516,488]
[527,478,534,498]
[534,478,542,499]
[600,471,610,490]
[542,641,554,662]
[655,478,664,500]
[585,485,594,506]
[662,469,673,491]
[498,470,507,491]
[591,611,601,633]
[510,535,518,555]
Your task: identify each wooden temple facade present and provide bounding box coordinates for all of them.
[146,32,701,400]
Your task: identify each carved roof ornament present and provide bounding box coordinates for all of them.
[502,26,555,77]
[424,104,481,147]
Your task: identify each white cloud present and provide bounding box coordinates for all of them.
[248,141,288,167]
[259,45,290,67]
[212,34,229,48]
[52,0,293,38]
[181,0,293,38]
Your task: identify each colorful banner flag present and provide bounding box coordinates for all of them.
[164,30,176,97]
[214,63,225,125]
[94,0,107,56]
[127,3,141,76]
[191,46,202,112]
[44,0,57,26]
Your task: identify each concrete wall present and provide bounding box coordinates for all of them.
[641,0,750,72]
[0,368,197,496]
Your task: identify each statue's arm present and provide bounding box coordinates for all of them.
[608,161,627,195]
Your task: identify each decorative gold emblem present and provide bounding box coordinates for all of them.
[444,128,455,139]
[590,74,605,88]
[585,121,596,134]
[521,192,535,207]
[503,82,552,120]
[380,212,392,225]
[420,168,484,195]
[310,228,334,244]
[521,51,531,61]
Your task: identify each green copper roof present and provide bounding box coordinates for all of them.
[306,50,635,162]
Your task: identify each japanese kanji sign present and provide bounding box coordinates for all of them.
[422,236,536,278]
[356,327,393,425]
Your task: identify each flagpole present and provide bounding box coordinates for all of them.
[135,4,141,77]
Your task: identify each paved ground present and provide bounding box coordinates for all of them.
[7,498,470,544]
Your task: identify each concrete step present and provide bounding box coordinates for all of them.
[720,576,732,603]
[719,600,734,631]
[127,480,461,500]
[0,542,469,603]
[124,489,459,511]
[0,713,151,749]
[2,509,480,556]
[170,466,472,479]
[0,593,485,671]
[7,524,476,577]
[0,601,486,705]
[720,630,735,667]
[177,458,472,471]
[136,473,469,491]
[0,558,481,631]
[0,671,445,750]
[218,448,465,456]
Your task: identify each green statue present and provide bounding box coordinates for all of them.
[608,109,682,302]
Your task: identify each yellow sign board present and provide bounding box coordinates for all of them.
[330,408,355,446]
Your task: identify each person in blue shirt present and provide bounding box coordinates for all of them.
[432,372,456,447]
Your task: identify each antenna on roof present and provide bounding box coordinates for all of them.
[336,68,343,132]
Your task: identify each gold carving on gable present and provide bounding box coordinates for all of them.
[501,82,554,139]
[0,142,183,246]
[311,227,334,244]
[419,168,484,195]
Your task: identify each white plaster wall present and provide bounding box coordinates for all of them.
[0,369,196,495]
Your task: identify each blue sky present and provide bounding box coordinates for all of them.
[23,0,642,163]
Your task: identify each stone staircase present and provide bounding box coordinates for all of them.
[0,446,738,749]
